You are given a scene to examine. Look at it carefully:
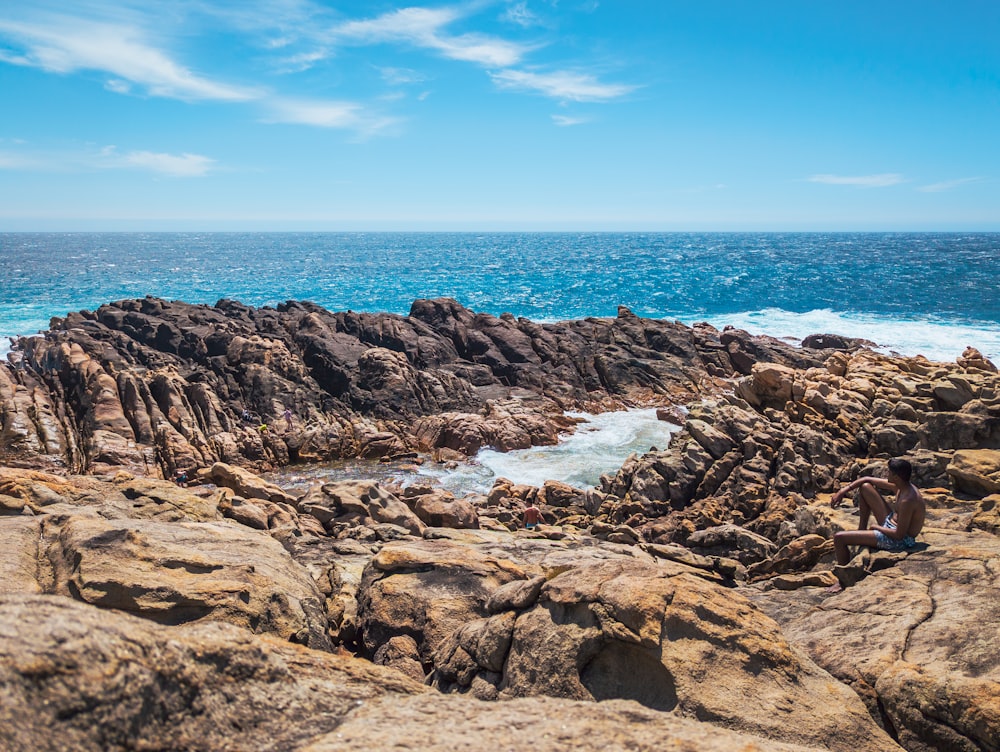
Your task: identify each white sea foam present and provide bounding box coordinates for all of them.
[420,408,681,493]
[699,308,1000,363]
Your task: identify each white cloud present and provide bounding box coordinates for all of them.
[123,150,215,177]
[807,173,905,188]
[917,177,983,193]
[265,97,398,136]
[380,66,428,85]
[552,114,587,126]
[502,2,539,27]
[0,16,258,101]
[491,68,636,101]
[330,7,527,68]
[272,49,330,74]
[0,144,215,176]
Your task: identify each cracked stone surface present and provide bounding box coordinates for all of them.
[747,527,1000,752]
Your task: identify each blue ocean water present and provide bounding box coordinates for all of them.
[1,232,998,361]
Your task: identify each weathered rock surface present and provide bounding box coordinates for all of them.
[748,527,1000,752]
[357,534,898,751]
[1,297,829,476]
[303,694,827,752]
[0,467,332,649]
[0,593,427,752]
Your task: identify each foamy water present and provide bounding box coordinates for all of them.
[704,308,1000,363]
[267,407,681,494]
[419,407,681,493]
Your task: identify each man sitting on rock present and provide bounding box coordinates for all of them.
[522,503,547,530]
[830,458,926,569]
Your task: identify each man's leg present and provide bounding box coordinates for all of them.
[833,529,879,565]
[857,482,891,529]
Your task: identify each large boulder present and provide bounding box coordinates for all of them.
[34,514,332,650]
[947,449,1000,497]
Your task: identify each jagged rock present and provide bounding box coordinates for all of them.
[492,559,897,752]
[686,523,778,564]
[200,461,298,505]
[747,534,834,580]
[355,534,895,751]
[1,297,825,475]
[970,494,1000,535]
[297,480,425,535]
[372,634,427,682]
[957,346,998,373]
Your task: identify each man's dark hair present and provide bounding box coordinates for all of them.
[888,458,912,482]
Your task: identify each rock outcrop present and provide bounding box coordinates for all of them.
[1,297,830,476]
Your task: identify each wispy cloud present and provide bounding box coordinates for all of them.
[491,68,636,102]
[379,66,428,85]
[0,16,258,101]
[917,177,983,193]
[502,2,540,27]
[552,114,588,126]
[0,144,215,176]
[264,97,398,136]
[122,150,215,177]
[330,7,528,68]
[807,173,905,188]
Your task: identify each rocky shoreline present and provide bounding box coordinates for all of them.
[1,298,998,751]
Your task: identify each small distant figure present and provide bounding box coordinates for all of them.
[283,408,293,431]
[523,503,547,530]
[828,458,926,591]
[258,422,268,435]
[174,469,189,487]
[241,408,253,423]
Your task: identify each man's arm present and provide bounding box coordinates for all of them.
[831,475,894,506]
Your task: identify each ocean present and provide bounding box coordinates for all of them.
[3,231,998,490]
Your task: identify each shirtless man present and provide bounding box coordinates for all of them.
[830,458,926,568]
[522,503,547,530]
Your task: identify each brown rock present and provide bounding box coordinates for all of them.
[299,480,425,535]
[44,515,332,650]
[409,488,480,529]
[304,693,828,752]
[947,449,1000,497]
[201,461,298,505]
[0,593,426,752]
[748,528,1000,752]
[497,559,897,752]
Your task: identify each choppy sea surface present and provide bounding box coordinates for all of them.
[3,232,998,489]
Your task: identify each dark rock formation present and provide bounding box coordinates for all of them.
[1,297,830,476]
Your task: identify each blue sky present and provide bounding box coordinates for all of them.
[0,1,998,230]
